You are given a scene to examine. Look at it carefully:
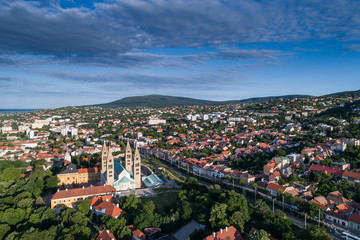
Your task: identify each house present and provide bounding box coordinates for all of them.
[266,183,286,197]
[132,229,146,240]
[144,228,161,240]
[97,229,116,240]
[326,191,349,206]
[342,171,360,183]
[263,161,277,175]
[240,173,255,185]
[324,210,349,227]
[93,201,126,219]
[57,163,101,186]
[349,212,360,232]
[51,185,116,209]
[284,187,299,197]
[331,162,351,171]
[203,226,243,240]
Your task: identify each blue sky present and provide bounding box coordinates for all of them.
[1,0,360,108]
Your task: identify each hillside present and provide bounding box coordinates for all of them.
[96,94,311,108]
[97,95,219,108]
[322,89,360,98]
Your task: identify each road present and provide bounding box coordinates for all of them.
[146,155,348,240]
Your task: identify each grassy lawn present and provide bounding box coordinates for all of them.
[143,191,179,215]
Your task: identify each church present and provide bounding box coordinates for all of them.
[100,141,142,191]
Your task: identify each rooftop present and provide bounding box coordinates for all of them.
[52,185,116,200]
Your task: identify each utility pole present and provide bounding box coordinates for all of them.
[282,195,284,211]
[272,198,275,212]
[305,213,307,229]
[318,208,321,226]
[255,187,257,201]
[232,179,234,190]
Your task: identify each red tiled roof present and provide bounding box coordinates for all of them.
[203,226,243,240]
[349,213,360,225]
[343,171,360,180]
[272,171,281,177]
[132,230,146,240]
[52,185,116,200]
[78,167,100,173]
[309,164,336,174]
[267,183,286,192]
[325,210,348,221]
[89,195,113,207]
[94,201,125,218]
[97,229,116,240]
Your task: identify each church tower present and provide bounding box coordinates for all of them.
[106,143,114,186]
[133,146,141,188]
[101,141,108,174]
[125,141,133,172]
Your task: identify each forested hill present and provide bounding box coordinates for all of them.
[322,89,360,98]
[96,94,311,108]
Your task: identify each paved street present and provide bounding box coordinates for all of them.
[149,155,351,240]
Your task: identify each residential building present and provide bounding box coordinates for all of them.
[203,226,243,240]
[97,229,116,240]
[57,163,101,186]
[132,229,146,240]
[51,185,116,209]
[349,212,360,232]
[267,183,286,197]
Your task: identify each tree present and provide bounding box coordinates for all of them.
[301,225,332,240]
[0,224,11,240]
[78,199,90,215]
[209,203,229,228]
[2,208,25,225]
[0,168,21,181]
[248,229,270,240]
[45,175,59,190]
[183,177,201,191]
[180,201,192,221]
[229,211,245,232]
[17,198,34,209]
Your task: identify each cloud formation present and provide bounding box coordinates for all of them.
[0,0,359,66]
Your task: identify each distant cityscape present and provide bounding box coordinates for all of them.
[1,92,360,239]
[2,0,360,239]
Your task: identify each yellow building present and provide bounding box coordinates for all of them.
[57,163,101,186]
[51,185,116,209]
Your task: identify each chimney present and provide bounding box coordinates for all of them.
[220,229,222,234]
[106,230,109,233]
[116,204,119,208]
[57,189,59,192]
[65,188,68,191]
[226,227,228,232]
[213,232,215,238]
[82,186,85,189]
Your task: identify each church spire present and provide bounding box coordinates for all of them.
[106,143,114,186]
[125,140,133,172]
[101,140,108,174]
[133,145,141,188]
